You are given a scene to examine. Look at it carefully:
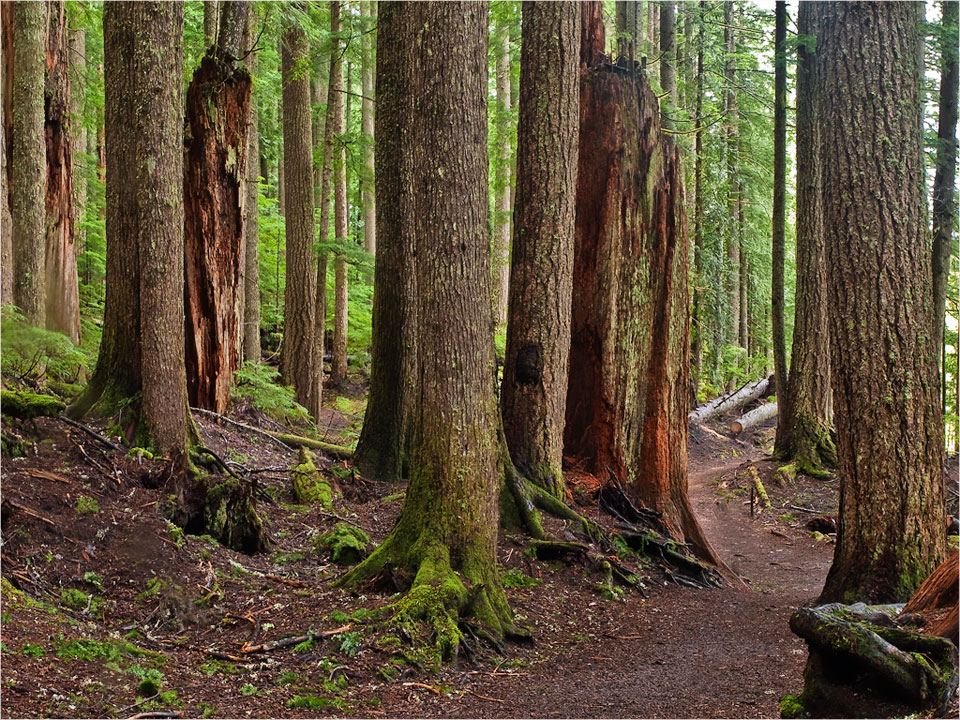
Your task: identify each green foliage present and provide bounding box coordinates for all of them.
[199,659,238,676]
[334,631,361,657]
[240,683,258,696]
[60,588,91,611]
[75,496,100,515]
[55,637,154,664]
[19,642,44,658]
[132,667,165,697]
[83,572,103,590]
[231,362,311,426]
[502,568,541,589]
[0,309,92,398]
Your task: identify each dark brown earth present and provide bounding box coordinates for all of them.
[0,398,919,720]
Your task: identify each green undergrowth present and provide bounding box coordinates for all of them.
[231,362,311,426]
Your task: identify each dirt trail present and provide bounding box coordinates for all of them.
[451,442,834,718]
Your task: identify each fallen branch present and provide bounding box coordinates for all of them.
[6,501,56,527]
[189,407,294,452]
[239,623,352,653]
[128,712,182,719]
[263,431,354,460]
[57,414,125,453]
[27,469,72,485]
[264,573,307,588]
[466,689,504,703]
[403,682,441,696]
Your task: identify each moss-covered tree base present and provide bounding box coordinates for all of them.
[337,528,528,662]
[786,410,837,479]
[784,603,958,718]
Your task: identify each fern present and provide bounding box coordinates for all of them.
[231,362,311,427]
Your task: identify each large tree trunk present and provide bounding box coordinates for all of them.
[11,1,46,325]
[565,5,720,567]
[242,14,261,365]
[68,26,85,283]
[770,1,788,438]
[353,1,418,484]
[491,27,511,327]
[501,1,580,501]
[932,0,958,360]
[279,18,317,413]
[330,1,349,388]
[689,1,705,403]
[818,1,946,604]
[360,1,376,257]
[43,0,80,344]
[1,8,13,307]
[342,1,518,648]
[309,38,331,420]
[183,3,251,412]
[774,2,835,477]
[723,3,739,352]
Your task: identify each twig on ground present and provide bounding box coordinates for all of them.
[264,573,307,588]
[466,689,504,703]
[6,501,55,526]
[189,407,294,452]
[57,414,124,452]
[239,623,352,653]
[403,682,441,696]
[787,503,818,513]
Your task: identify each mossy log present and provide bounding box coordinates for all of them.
[291,448,338,509]
[264,430,353,459]
[1,390,65,420]
[786,603,958,717]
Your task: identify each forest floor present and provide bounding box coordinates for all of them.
[2,389,939,719]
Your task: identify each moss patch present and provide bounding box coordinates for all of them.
[0,390,65,420]
[291,448,338,509]
[314,523,371,565]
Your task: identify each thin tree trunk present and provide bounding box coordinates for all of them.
[818,1,945,604]
[567,4,721,567]
[330,1,349,386]
[242,13,261,365]
[774,1,834,476]
[659,1,676,135]
[69,26,85,272]
[492,27,512,326]
[11,1,46,324]
[279,18,316,412]
[277,98,285,216]
[1,7,13,307]
[932,0,958,359]
[501,1,580,500]
[361,0,376,256]
[183,1,251,412]
[342,0,517,646]
[203,0,219,48]
[770,1,787,417]
[310,46,330,418]
[724,2,739,351]
[689,0,705,403]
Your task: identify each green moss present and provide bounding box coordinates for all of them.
[135,668,164,696]
[286,695,346,711]
[55,637,158,665]
[198,659,238,676]
[777,463,798,484]
[314,523,371,565]
[19,642,44,658]
[60,588,92,611]
[291,448,337,508]
[779,693,806,718]
[75,496,99,514]
[239,683,258,696]
[503,568,541,588]
[0,390,65,420]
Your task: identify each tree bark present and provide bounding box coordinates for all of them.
[279,17,317,413]
[330,1,349,387]
[69,26,85,277]
[689,1,705,402]
[11,1,46,324]
[183,3,252,412]
[770,1,788,429]
[342,1,518,647]
[501,1,580,501]
[310,36,332,420]
[1,7,13,307]
[492,26,511,327]
[203,0,219,49]
[566,7,721,567]
[242,13,261,365]
[353,1,418,484]
[361,0,376,256]
[818,1,946,604]
[932,0,958,361]
[774,2,835,477]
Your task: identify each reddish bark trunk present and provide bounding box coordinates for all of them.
[565,12,720,566]
[43,0,80,344]
[183,54,251,412]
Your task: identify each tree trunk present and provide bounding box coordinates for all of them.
[342,1,518,648]
[242,13,261,365]
[932,0,958,358]
[11,1,46,325]
[203,0,219,48]
[310,34,332,420]
[353,1,418,484]
[774,2,835,477]
[818,1,946,604]
[723,3,739,351]
[770,1,788,431]
[1,7,13,307]
[330,1,349,387]
[730,402,777,436]
[183,1,251,412]
[565,5,720,567]
[492,27,511,327]
[659,1,676,135]
[361,0,376,256]
[69,26,85,276]
[689,1,705,403]
[279,18,317,413]
[501,1,580,501]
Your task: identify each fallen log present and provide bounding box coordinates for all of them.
[730,401,777,435]
[688,376,770,425]
[239,623,352,654]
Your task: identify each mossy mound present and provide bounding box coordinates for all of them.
[291,448,338,509]
[1,390,65,421]
[315,523,371,565]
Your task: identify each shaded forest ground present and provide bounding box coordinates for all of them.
[0,392,953,718]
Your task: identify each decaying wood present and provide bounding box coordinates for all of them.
[730,401,777,435]
[239,623,352,654]
[57,414,125,453]
[900,550,959,640]
[689,376,771,425]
